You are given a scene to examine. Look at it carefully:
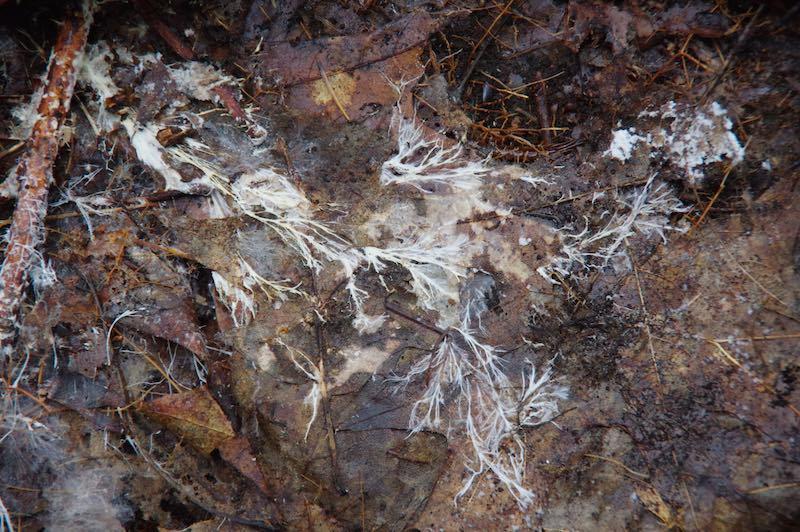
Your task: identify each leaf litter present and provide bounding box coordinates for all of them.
[0,0,798,530]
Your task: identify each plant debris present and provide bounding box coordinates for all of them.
[0,0,798,530]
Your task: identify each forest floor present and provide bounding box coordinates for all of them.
[0,1,798,530]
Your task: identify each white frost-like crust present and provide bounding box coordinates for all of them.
[604,101,745,183]
[603,128,646,162]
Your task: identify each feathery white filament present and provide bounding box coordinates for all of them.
[380,108,489,193]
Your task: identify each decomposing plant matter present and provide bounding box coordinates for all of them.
[1,1,794,529]
[0,6,91,357]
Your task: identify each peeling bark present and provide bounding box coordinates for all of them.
[0,7,91,357]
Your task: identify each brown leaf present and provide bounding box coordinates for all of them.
[98,231,209,359]
[285,48,425,122]
[218,435,270,494]
[141,386,235,454]
[635,483,675,527]
[252,11,437,87]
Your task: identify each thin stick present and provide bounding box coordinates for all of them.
[626,240,662,390]
[0,6,91,357]
[132,0,194,60]
[746,482,800,494]
[317,62,351,122]
[702,6,765,102]
[584,453,649,479]
[454,0,516,100]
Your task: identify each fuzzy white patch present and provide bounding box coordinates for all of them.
[9,83,44,140]
[167,61,234,102]
[605,101,745,183]
[333,344,390,387]
[76,41,123,132]
[253,342,277,371]
[79,42,119,101]
[603,128,646,162]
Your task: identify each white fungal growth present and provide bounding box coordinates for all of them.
[168,139,353,272]
[212,256,302,327]
[167,61,234,102]
[603,128,646,162]
[211,271,256,328]
[123,119,190,192]
[164,61,268,144]
[232,169,312,216]
[9,80,44,141]
[345,278,386,335]
[78,42,119,101]
[276,340,322,441]
[380,108,489,193]
[43,464,130,530]
[604,101,745,183]
[237,255,304,302]
[52,168,111,240]
[29,251,57,298]
[362,233,467,312]
[455,346,566,508]
[540,174,690,280]
[517,362,569,429]
[76,41,123,132]
[391,280,567,508]
[0,493,11,532]
[519,174,555,187]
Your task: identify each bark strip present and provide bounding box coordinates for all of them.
[0,7,91,357]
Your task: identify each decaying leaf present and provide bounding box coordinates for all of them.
[2,1,797,530]
[251,11,434,121]
[218,435,270,494]
[140,386,235,454]
[252,11,437,87]
[635,483,676,527]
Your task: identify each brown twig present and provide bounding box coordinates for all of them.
[384,300,446,336]
[133,0,194,60]
[310,273,346,495]
[533,71,552,145]
[0,6,91,357]
[454,0,516,100]
[702,5,764,102]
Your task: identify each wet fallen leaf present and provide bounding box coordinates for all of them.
[218,435,270,494]
[96,226,208,358]
[635,483,675,527]
[286,48,425,121]
[141,386,235,454]
[250,11,435,121]
[253,11,437,87]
